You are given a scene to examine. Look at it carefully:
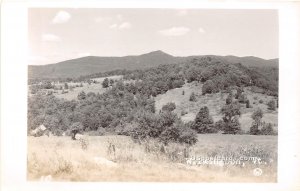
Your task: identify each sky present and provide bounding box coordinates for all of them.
[28,8,278,65]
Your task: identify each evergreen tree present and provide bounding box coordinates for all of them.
[192,106,215,133]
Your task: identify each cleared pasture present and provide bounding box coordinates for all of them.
[27,134,277,182]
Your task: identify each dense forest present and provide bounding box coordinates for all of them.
[28,56,278,145]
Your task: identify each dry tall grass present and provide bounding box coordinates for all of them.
[27,134,277,182]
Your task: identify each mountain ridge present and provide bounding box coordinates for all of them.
[28,50,278,79]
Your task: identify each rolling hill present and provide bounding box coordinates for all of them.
[28,50,278,79]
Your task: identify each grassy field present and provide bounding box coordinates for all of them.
[27,134,277,182]
[54,75,122,100]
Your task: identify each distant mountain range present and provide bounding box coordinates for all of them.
[28,50,278,79]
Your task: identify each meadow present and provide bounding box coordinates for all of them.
[155,82,278,132]
[27,134,277,182]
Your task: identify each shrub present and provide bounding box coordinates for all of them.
[181,110,188,116]
[267,100,276,111]
[235,87,243,99]
[225,93,233,105]
[160,121,197,145]
[202,80,216,95]
[116,123,137,136]
[70,122,83,140]
[260,123,275,135]
[238,93,247,103]
[161,102,176,112]
[131,110,197,145]
[64,83,69,89]
[131,111,163,141]
[42,81,53,89]
[246,99,250,108]
[102,78,109,88]
[109,79,114,86]
[259,99,264,104]
[178,125,198,145]
[77,91,86,100]
[189,92,196,102]
[192,106,216,133]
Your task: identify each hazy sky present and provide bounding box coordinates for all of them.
[28,8,278,65]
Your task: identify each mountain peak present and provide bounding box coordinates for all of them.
[141,50,173,57]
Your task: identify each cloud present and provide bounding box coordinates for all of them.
[52,11,71,24]
[198,27,206,33]
[110,22,132,30]
[119,22,131,29]
[41,34,61,42]
[109,24,118,29]
[159,27,190,36]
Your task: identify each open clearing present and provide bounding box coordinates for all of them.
[155,82,278,132]
[28,134,277,182]
[54,75,123,100]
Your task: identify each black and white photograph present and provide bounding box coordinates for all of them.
[1,1,300,191]
[27,8,279,182]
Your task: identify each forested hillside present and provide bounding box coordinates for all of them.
[28,55,278,145]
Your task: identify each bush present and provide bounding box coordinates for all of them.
[116,123,137,136]
[259,99,264,104]
[102,78,109,88]
[260,123,275,135]
[235,87,243,99]
[131,111,163,141]
[161,102,176,112]
[202,80,217,95]
[131,110,197,145]
[42,81,53,89]
[181,110,188,116]
[64,83,69,89]
[246,99,250,108]
[238,93,247,103]
[225,94,233,105]
[77,91,86,100]
[189,92,196,102]
[267,100,276,111]
[192,106,216,133]
[160,121,197,145]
